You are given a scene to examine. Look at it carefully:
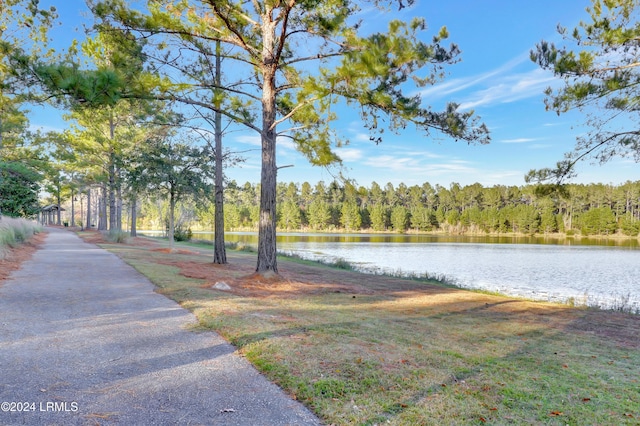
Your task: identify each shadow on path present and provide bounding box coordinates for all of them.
[0,228,320,425]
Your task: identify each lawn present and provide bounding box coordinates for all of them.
[82,231,640,425]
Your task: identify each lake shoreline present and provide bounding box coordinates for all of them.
[150,226,640,241]
[148,231,640,314]
[139,229,640,312]
[85,231,640,424]
[138,227,640,241]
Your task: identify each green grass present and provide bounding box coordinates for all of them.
[95,237,640,425]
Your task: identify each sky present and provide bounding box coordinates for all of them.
[28,0,640,189]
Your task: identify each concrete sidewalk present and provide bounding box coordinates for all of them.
[0,228,321,425]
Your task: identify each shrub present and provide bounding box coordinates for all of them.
[103,230,130,243]
[225,241,254,252]
[173,226,193,242]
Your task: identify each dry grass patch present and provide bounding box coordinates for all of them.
[87,235,640,425]
[0,229,46,284]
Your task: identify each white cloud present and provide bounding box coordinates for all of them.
[234,134,296,151]
[278,138,297,151]
[408,150,444,159]
[351,132,371,143]
[336,148,363,162]
[234,135,261,146]
[365,154,415,167]
[417,49,563,112]
[457,69,557,110]
[426,160,478,176]
[343,148,534,187]
[364,154,478,177]
[417,52,531,101]
[501,137,537,144]
[480,170,526,186]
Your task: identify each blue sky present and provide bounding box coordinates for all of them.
[30,0,640,188]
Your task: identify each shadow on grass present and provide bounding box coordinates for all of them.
[224,299,640,424]
[95,233,640,425]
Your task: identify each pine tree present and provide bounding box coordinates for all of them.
[341,201,362,231]
[369,203,388,232]
[530,0,640,182]
[391,205,409,233]
[91,0,490,275]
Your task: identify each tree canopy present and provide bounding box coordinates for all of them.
[0,161,41,217]
[0,0,59,218]
[138,134,214,248]
[90,0,490,274]
[530,0,640,182]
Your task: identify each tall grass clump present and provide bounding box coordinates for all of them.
[278,249,460,287]
[103,229,130,244]
[594,292,640,315]
[225,241,255,252]
[278,250,356,271]
[0,216,41,259]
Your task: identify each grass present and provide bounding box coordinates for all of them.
[90,235,640,425]
[565,291,640,315]
[103,229,131,243]
[0,216,41,259]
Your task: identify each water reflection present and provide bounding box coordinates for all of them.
[190,231,640,247]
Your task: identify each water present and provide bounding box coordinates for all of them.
[143,231,640,311]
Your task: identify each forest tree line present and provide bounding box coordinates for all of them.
[134,180,640,237]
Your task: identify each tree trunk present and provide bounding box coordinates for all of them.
[256,16,278,275]
[213,179,227,263]
[108,153,117,231]
[86,188,92,229]
[71,188,75,227]
[98,197,104,230]
[94,190,99,228]
[98,186,108,230]
[168,189,175,250]
[56,184,61,225]
[108,112,117,231]
[116,167,122,231]
[105,166,118,230]
[568,206,573,230]
[130,196,137,237]
[213,39,227,264]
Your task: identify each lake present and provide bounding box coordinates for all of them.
[145,231,640,311]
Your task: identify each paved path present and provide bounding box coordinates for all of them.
[0,228,321,425]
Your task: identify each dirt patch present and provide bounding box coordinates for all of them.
[128,236,161,247]
[564,309,640,349]
[0,231,47,284]
[152,248,200,255]
[215,272,374,298]
[158,257,382,297]
[78,231,164,249]
[78,229,108,245]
